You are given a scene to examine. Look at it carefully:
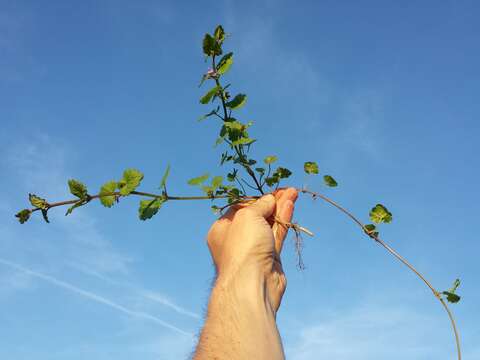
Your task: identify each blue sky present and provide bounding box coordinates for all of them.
[1,0,479,359]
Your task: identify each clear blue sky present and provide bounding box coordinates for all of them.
[1,1,479,359]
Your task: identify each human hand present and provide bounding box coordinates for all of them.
[206,187,298,313]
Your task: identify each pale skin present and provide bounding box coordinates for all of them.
[193,187,298,360]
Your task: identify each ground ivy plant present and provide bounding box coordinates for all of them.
[15,25,462,359]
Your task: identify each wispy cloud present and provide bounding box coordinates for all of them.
[2,134,133,275]
[0,257,193,337]
[142,291,200,319]
[221,3,388,164]
[284,302,451,360]
[328,88,388,162]
[69,262,201,320]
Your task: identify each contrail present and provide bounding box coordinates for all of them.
[70,264,200,320]
[142,291,201,319]
[0,258,193,337]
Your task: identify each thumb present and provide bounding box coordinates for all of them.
[248,194,276,219]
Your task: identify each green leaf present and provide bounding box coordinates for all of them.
[220,152,233,165]
[198,108,219,121]
[188,173,209,186]
[369,204,393,224]
[65,201,86,216]
[29,194,48,210]
[68,179,88,199]
[442,291,461,303]
[232,137,255,146]
[119,169,144,196]
[274,167,292,179]
[15,209,31,224]
[226,94,247,109]
[139,198,165,221]
[211,205,222,214]
[323,175,338,187]
[227,187,241,202]
[201,185,214,197]
[442,278,461,303]
[202,33,215,55]
[214,137,225,147]
[198,74,208,88]
[364,224,379,237]
[448,279,461,293]
[160,165,170,190]
[216,184,233,195]
[41,209,50,223]
[264,156,278,165]
[214,25,225,43]
[211,176,223,189]
[223,120,245,130]
[200,86,221,104]
[217,52,233,75]
[265,177,279,187]
[304,161,319,174]
[255,167,265,175]
[202,33,222,56]
[99,181,117,207]
[227,169,237,182]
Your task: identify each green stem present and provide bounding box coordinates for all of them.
[211,55,264,195]
[30,191,258,213]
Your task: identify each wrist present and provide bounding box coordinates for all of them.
[214,265,272,313]
[194,266,284,360]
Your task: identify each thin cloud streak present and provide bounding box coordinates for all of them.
[284,302,449,360]
[0,258,193,337]
[70,263,200,320]
[142,291,200,319]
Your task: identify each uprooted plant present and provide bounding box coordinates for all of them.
[15,25,462,359]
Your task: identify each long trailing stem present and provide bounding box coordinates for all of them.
[299,188,461,360]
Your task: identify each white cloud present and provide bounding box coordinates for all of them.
[69,262,201,320]
[2,134,133,275]
[220,3,389,164]
[284,302,453,360]
[333,89,387,161]
[142,291,200,319]
[0,257,192,337]
[132,332,196,360]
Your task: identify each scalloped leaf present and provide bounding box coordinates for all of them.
[68,179,88,199]
[15,209,31,224]
[304,162,319,174]
[119,169,144,196]
[98,181,117,207]
[139,198,165,221]
[29,194,48,210]
[369,204,392,224]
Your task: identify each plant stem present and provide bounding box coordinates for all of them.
[30,191,259,213]
[299,188,461,360]
[211,55,264,195]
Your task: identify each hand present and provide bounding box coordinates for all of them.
[206,187,298,313]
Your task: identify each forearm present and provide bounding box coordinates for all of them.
[193,267,285,360]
